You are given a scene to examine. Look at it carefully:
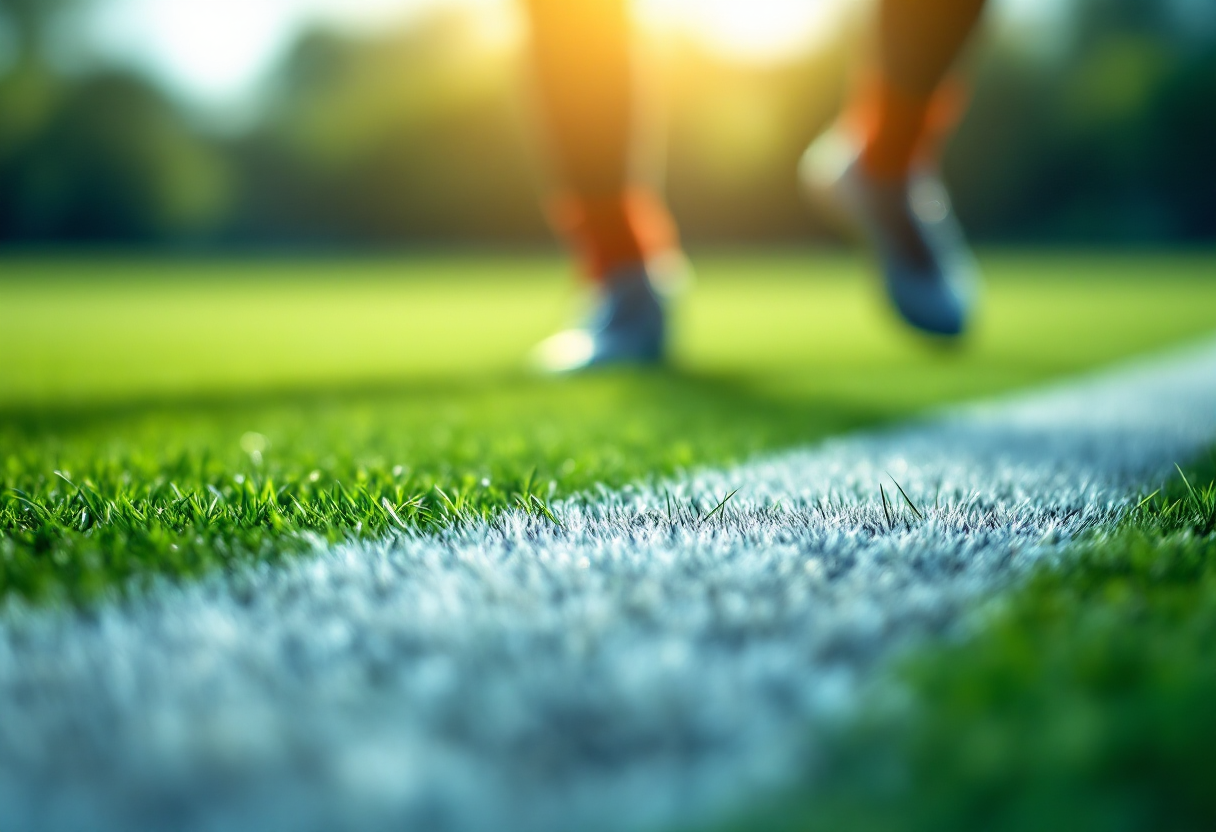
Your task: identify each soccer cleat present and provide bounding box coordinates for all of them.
[799,129,977,337]
[532,264,666,373]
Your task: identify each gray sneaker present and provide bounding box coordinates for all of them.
[532,265,666,373]
[800,129,978,337]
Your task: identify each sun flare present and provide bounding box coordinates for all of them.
[639,0,845,63]
[90,0,848,108]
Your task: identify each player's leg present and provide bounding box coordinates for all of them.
[524,0,680,372]
[802,0,986,337]
[864,0,985,177]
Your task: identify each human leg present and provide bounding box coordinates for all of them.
[861,0,987,179]
[524,0,679,370]
[802,0,987,337]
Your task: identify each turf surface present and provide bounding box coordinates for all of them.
[711,456,1216,832]
[4,337,1214,832]
[3,252,1216,605]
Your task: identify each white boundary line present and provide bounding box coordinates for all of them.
[3,341,1216,832]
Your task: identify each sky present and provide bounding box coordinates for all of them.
[66,0,1062,110]
[83,0,457,106]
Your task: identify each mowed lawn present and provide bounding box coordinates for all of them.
[3,252,1216,604]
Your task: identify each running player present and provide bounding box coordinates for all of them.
[526,0,987,372]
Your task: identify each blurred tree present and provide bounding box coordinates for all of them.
[663,36,847,245]
[948,0,1215,242]
[229,11,546,246]
[0,0,80,156]
[0,0,1211,248]
[0,70,232,243]
[0,0,89,64]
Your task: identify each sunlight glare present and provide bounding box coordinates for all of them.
[90,0,847,108]
[91,0,300,103]
[640,0,845,63]
[90,0,444,106]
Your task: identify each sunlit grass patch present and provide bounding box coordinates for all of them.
[1,371,855,603]
[3,252,1215,606]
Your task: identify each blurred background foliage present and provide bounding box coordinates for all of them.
[0,0,1212,249]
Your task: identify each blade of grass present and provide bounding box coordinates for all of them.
[889,476,923,521]
[702,489,740,524]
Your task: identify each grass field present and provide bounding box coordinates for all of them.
[3,251,1216,605]
[4,252,1216,831]
[711,456,1216,832]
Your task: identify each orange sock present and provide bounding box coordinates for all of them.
[547,187,679,282]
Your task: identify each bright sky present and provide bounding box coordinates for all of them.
[85,0,454,105]
[81,0,1060,109]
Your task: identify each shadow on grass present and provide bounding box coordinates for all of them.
[0,366,891,458]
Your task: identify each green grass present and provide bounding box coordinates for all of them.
[3,252,1216,605]
[710,457,1216,832]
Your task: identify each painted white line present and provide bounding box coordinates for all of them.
[3,342,1216,832]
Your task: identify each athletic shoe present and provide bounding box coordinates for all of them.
[532,264,666,373]
[799,129,978,337]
